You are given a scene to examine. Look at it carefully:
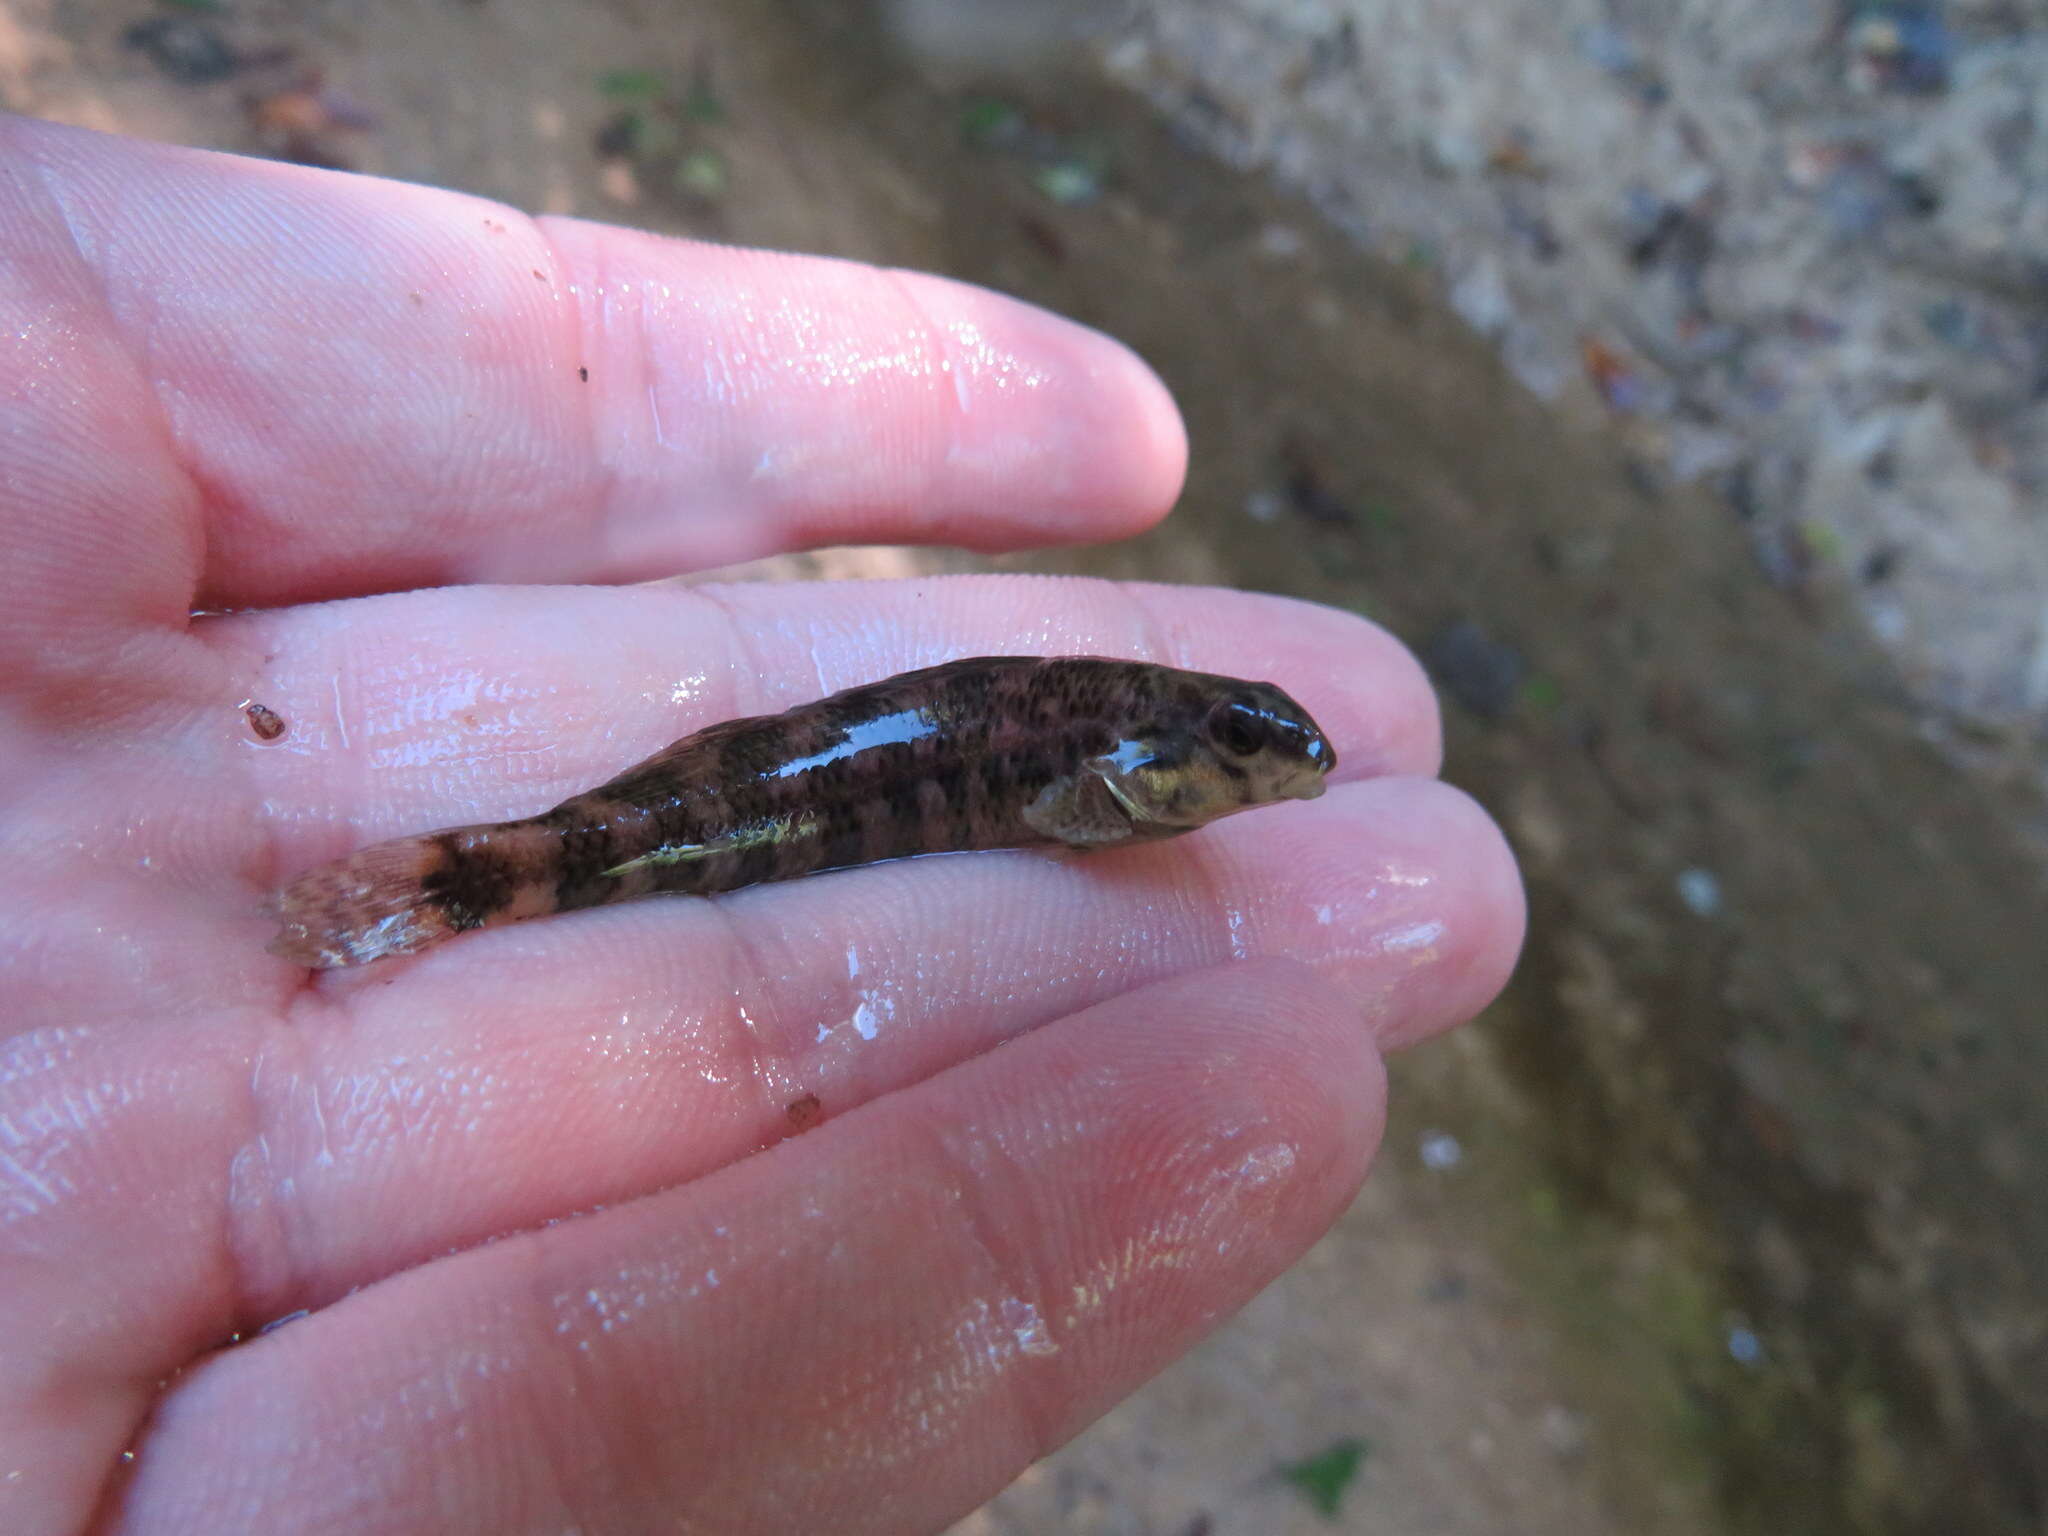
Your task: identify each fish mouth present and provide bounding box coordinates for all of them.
[1284,761,1332,801]
[1289,731,1336,797]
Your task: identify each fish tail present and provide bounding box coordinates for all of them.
[270,821,548,969]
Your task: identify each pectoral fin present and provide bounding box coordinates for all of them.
[1022,769,1137,848]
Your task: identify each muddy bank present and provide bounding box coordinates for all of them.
[1101,0,2048,743]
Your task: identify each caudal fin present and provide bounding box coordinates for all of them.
[269,836,463,969]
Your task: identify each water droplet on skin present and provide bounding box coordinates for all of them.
[1236,1143,1298,1186]
[1376,920,1446,958]
[1000,1296,1058,1357]
[850,996,883,1039]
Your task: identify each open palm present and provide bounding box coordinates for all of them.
[1,115,1522,1534]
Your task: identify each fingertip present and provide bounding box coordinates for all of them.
[1085,329,1188,539]
[1012,956,1389,1255]
[1352,779,1526,1051]
[1439,781,1529,1031]
[887,270,1188,546]
[1317,603,1442,781]
[1161,775,1520,1054]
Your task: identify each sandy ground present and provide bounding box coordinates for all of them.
[5,3,2044,1533]
[1099,0,2048,741]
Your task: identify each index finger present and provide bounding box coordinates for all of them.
[0,116,1185,617]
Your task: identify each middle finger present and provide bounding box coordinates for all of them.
[240,774,1509,1319]
[205,575,1493,1316]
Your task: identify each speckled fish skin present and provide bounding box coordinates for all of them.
[271,656,1336,969]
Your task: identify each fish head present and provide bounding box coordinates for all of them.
[1093,678,1336,831]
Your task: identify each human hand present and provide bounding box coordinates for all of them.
[0,115,1523,1533]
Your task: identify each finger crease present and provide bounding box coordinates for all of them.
[879,267,968,536]
[533,215,621,564]
[902,1114,1067,1463]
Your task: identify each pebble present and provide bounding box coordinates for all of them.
[1419,1130,1464,1171]
[1676,866,1723,918]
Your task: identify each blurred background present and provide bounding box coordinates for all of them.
[5,1,2042,1531]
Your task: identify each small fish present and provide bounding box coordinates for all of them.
[271,656,1335,969]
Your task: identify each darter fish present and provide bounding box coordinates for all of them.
[271,656,1335,969]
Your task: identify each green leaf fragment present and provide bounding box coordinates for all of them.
[631,111,683,161]
[1280,1437,1370,1518]
[676,150,727,199]
[1033,161,1100,205]
[682,84,725,123]
[598,69,666,103]
[960,96,1022,145]
[1799,520,1845,563]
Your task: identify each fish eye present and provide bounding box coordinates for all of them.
[1209,700,1268,757]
